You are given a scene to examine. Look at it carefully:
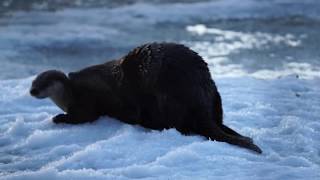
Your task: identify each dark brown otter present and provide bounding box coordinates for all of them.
[30,42,262,153]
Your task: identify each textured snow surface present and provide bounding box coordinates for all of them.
[0,76,319,180]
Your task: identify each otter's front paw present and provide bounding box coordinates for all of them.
[53,114,68,124]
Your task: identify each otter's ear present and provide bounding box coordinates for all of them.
[68,72,77,80]
[68,72,75,78]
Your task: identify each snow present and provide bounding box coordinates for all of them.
[0,75,319,180]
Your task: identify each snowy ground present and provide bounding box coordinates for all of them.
[1,75,319,180]
[1,0,320,179]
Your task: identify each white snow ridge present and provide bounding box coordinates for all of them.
[0,75,319,180]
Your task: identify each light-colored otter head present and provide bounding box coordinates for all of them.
[30,70,71,112]
[30,70,68,99]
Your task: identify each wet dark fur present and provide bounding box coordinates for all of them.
[31,42,262,153]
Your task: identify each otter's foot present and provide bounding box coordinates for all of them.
[52,114,70,124]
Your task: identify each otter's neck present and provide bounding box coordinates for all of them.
[49,82,73,113]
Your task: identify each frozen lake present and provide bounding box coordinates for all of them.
[0,0,320,179]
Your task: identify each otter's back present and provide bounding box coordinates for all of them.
[120,42,214,92]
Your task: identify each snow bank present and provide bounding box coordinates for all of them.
[0,75,319,179]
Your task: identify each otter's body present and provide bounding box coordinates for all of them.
[30,42,262,153]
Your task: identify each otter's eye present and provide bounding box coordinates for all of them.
[38,81,50,90]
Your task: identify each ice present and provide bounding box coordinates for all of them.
[185,24,320,80]
[186,24,302,54]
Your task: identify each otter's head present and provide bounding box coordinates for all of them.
[30,70,68,99]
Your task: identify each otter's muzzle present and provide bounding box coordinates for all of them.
[30,88,40,97]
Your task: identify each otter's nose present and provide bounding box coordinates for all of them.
[30,88,39,96]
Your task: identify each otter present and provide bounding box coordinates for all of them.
[30,42,262,153]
